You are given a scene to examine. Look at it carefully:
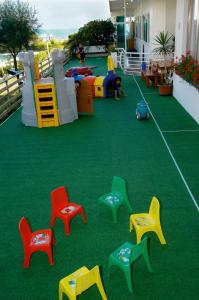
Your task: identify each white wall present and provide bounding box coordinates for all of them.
[150,0,166,43]
[175,0,188,58]
[133,0,176,53]
[165,0,177,36]
[173,73,199,124]
[172,0,199,123]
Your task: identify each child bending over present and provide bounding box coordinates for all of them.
[111,76,126,100]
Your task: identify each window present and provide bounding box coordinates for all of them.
[143,14,150,43]
[135,16,141,39]
[135,14,150,42]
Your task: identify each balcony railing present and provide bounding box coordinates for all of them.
[116,48,174,75]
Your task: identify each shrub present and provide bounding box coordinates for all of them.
[175,51,199,89]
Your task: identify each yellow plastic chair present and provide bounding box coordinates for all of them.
[59,265,108,300]
[129,196,166,244]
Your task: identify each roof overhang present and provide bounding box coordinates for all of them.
[109,0,139,17]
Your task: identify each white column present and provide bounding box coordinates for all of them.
[124,0,127,51]
[140,0,144,52]
[175,0,189,58]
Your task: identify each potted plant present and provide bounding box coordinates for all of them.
[153,31,174,95]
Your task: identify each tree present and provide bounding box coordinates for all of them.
[65,19,115,53]
[0,0,40,70]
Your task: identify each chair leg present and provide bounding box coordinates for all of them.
[136,230,143,244]
[59,287,63,300]
[80,208,86,223]
[107,260,112,279]
[129,219,133,232]
[64,220,70,235]
[96,279,108,300]
[123,268,133,293]
[155,227,166,244]
[125,200,132,213]
[50,214,56,227]
[142,252,153,272]
[47,248,54,266]
[23,250,31,268]
[112,207,118,224]
[52,234,56,245]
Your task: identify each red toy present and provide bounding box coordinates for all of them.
[65,67,93,77]
[19,217,55,268]
[50,186,86,235]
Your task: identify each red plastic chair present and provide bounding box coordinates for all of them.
[19,217,55,268]
[50,186,86,235]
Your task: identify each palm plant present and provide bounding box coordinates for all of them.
[153,31,174,84]
[153,31,174,57]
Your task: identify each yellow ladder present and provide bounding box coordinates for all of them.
[34,83,59,128]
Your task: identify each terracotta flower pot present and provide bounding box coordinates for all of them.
[158,84,173,96]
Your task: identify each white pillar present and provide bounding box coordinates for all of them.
[175,0,189,58]
[124,0,127,51]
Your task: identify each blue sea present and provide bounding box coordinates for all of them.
[38,28,78,40]
[0,28,77,65]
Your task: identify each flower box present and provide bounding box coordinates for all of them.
[173,73,199,124]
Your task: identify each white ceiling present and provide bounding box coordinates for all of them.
[109,0,139,16]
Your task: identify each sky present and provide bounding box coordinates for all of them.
[24,0,111,30]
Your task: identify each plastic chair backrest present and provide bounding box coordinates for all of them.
[149,196,160,221]
[130,237,148,263]
[19,217,32,246]
[112,176,128,200]
[75,265,99,295]
[51,186,69,211]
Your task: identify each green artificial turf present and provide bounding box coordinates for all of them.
[0,57,199,300]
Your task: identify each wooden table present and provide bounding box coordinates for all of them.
[143,61,174,88]
[144,70,163,88]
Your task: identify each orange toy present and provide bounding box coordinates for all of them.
[83,76,96,96]
[19,217,55,268]
[76,79,93,114]
[50,186,86,235]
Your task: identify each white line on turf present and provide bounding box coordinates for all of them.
[0,106,21,127]
[133,75,199,212]
[143,92,159,95]
[162,129,199,133]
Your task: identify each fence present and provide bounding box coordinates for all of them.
[0,49,71,123]
[116,48,174,75]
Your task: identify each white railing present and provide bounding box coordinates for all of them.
[0,71,25,121]
[116,48,174,75]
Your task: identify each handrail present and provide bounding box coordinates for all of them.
[0,71,24,88]
[115,48,174,74]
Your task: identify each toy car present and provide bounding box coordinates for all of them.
[65,67,93,77]
[136,100,150,120]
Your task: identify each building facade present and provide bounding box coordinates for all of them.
[109,0,176,52]
[109,0,199,123]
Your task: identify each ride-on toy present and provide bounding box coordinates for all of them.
[136,100,150,120]
[65,67,93,77]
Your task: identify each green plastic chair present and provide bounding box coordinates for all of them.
[98,176,132,223]
[108,237,152,293]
